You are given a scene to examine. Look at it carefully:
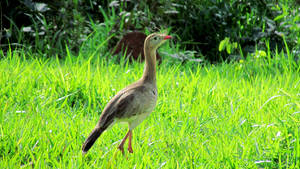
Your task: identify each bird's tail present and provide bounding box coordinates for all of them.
[82,127,104,153]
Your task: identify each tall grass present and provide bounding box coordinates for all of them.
[0,35,299,168]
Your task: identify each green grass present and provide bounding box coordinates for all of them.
[0,43,299,168]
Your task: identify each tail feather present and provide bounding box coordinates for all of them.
[82,128,104,153]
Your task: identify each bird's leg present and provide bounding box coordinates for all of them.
[118,130,131,154]
[128,130,133,153]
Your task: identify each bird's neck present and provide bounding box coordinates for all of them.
[142,47,156,84]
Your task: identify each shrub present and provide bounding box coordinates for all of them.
[1,0,298,62]
[107,0,299,62]
[0,0,109,57]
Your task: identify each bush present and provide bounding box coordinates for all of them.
[0,0,109,56]
[107,0,299,62]
[1,0,298,62]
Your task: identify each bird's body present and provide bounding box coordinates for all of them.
[82,33,171,154]
[101,80,157,130]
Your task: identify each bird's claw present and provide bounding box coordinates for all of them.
[118,145,125,155]
[128,147,133,153]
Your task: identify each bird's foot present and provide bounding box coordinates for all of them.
[118,145,125,155]
[128,146,133,153]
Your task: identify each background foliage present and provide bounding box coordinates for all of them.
[1,0,299,61]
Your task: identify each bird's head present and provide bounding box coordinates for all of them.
[145,33,172,51]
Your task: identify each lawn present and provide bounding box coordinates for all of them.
[0,45,299,168]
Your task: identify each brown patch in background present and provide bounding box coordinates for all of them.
[112,32,161,62]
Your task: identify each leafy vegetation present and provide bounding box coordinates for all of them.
[1,0,108,56]
[124,0,300,61]
[1,0,299,61]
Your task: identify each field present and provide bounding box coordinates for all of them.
[0,41,299,168]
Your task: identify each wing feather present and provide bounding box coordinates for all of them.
[97,92,135,128]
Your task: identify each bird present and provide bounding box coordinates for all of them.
[82,33,172,154]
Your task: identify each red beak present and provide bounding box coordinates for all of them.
[164,35,172,40]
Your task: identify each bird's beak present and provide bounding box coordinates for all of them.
[163,35,172,40]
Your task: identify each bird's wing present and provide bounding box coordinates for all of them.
[97,91,136,129]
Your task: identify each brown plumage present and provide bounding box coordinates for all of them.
[82,33,172,154]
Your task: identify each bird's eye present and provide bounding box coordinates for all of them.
[153,37,158,41]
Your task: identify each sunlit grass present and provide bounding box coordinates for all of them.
[0,44,299,168]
